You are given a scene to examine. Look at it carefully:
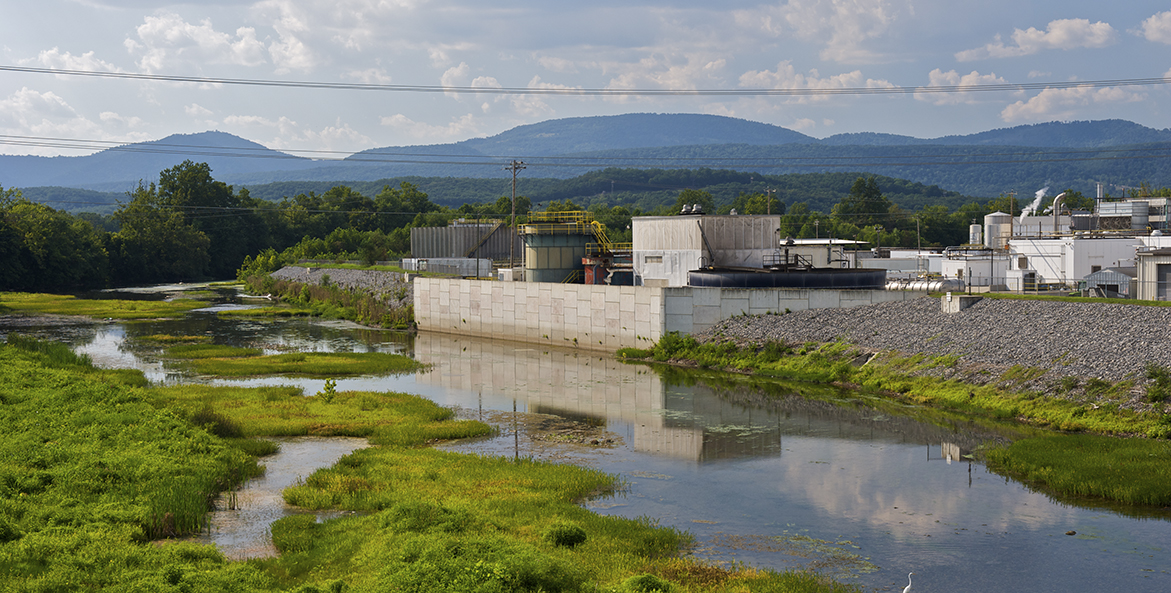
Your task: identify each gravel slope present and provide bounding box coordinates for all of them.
[695,295,1171,389]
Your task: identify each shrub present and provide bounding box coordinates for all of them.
[623,573,673,592]
[542,521,587,548]
[1145,363,1171,403]
[271,513,319,553]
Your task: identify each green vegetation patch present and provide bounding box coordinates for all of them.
[0,292,206,319]
[140,333,213,344]
[165,344,263,359]
[182,350,424,377]
[149,384,489,442]
[984,434,1171,506]
[217,306,315,318]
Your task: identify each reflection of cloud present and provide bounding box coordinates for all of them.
[1138,11,1171,44]
[914,69,1010,105]
[956,18,1116,61]
[769,437,1081,535]
[1001,86,1145,123]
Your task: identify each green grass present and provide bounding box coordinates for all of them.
[180,351,424,377]
[165,344,263,359]
[216,306,315,318]
[0,340,855,593]
[139,334,214,344]
[0,292,207,319]
[984,434,1171,506]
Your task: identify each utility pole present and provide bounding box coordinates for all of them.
[504,160,526,271]
[765,188,776,215]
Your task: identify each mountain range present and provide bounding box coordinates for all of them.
[4,114,1171,206]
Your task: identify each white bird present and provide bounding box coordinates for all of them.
[903,572,914,593]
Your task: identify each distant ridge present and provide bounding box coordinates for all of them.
[3,114,1171,199]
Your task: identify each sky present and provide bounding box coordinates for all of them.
[2,1,1171,156]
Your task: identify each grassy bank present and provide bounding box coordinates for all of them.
[243,275,413,330]
[620,333,1171,507]
[0,291,207,319]
[0,338,856,593]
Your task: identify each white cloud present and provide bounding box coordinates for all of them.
[185,103,214,118]
[25,48,124,73]
[538,57,578,74]
[346,68,393,84]
[790,117,816,131]
[380,113,481,142]
[735,0,900,63]
[508,76,582,118]
[604,54,727,102]
[126,13,269,73]
[739,61,894,103]
[1000,86,1145,123]
[0,88,147,154]
[956,18,1116,61]
[1138,11,1171,44]
[915,69,1010,105]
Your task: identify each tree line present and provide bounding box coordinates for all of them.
[0,160,1159,293]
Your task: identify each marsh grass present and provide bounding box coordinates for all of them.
[166,344,263,359]
[217,306,315,318]
[0,292,206,319]
[180,350,423,377]
[984,434,1171,506]
[140,333,213,344]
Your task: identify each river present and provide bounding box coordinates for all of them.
[3,292,1169,593]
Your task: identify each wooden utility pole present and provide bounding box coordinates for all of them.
[765,188,776,215]
[504,160,526,271]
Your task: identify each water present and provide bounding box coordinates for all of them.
[3,298,1169,593]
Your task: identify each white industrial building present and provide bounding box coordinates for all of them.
[632,214,781,287]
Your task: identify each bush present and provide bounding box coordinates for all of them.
[542,521,587,548]
[622,573,673,592]
[1145,362,1171,403]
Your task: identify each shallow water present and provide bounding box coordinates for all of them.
[196,437,368,560]
[4,298,1170,593]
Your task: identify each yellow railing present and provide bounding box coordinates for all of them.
[561,269,582,284]
[522,211,626,256]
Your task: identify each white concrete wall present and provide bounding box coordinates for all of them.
[414,278,664,351]
[415,277,928,351]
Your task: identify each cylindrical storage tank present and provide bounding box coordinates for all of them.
[969,224,983,245]
[984,212,1012,249]
[522,233,591,283]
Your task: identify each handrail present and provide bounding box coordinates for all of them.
[561,269,582,283]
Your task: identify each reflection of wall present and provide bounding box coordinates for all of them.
[411,333,703,459]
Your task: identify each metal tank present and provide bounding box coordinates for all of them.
[983,212,1012,249]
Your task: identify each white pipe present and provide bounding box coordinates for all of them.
[1051,192,1066,234]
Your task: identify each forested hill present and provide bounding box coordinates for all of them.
[5,114,1171,202]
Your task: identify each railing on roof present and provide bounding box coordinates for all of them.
[522,211,623,256]
[561,269,582,284]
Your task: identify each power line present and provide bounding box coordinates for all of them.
[3,65,1170,97]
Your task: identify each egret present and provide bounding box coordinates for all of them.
[903,572,914,593]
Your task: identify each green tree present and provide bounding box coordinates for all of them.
[111,182,210,285]
[832,176,893,228]
[672,189,714,215]
[157,160,264,278]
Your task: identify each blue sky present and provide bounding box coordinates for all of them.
[2,1,1170,155]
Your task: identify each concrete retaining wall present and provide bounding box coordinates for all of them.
[414,278,927,351]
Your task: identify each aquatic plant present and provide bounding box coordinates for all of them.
[543,521,588,548]
[181,351,423,377]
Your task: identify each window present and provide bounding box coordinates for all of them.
[1017,256,1028,269]
[644,255,662,264]
[1091,265,1101,273]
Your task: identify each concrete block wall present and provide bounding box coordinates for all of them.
[414,278,664,352]
[414,277,928,351]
